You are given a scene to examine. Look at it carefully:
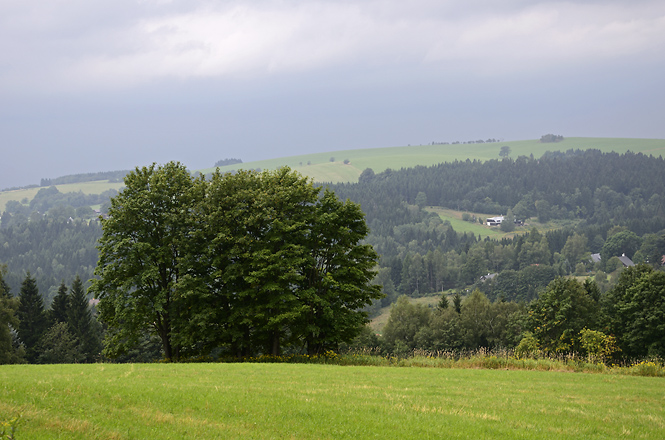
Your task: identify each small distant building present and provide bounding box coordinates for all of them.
[590,253,601,264]
[486,216,504,226]
[480,273,498,282]
[618,253,635,267]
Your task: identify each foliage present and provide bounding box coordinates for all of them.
[540,134,564,143]
[500,209,515,232]
[578,328,619,362]
[16,273,48,363]
[92,162,204,360]
[48,281,69,325]
[40,170,130,186]
[482,264,558,302]
[0,266,24,364]
[214,158,242,167]
[381,295,432,354]
[0,216,101,301]
[36,322,83,364]
[93,163,381,360]
[527,278,599,353]
[562,232,590,265]
[66,276,101,362]
[600,230,642,271]
[381,292,524,353]
[514,332,540,359]
[602,265,665,358]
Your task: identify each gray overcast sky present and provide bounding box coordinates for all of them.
[1,0,664,189]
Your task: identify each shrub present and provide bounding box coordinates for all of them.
[515,332,540,359]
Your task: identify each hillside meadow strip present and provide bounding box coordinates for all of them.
[5,137,663,212]
[1,363,663,439]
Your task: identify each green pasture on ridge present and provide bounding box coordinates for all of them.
[202,136,665,184]
[2,137,664,211]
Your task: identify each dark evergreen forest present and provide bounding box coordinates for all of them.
[0,218,101,302]
[327,149,665,308]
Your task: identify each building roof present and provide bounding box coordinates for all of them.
[618,254,635,267]
[480,273,498,281]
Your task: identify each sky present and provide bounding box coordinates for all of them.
[1,0,664,189]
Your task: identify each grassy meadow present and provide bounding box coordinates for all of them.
[0,181,125,213]
[2,137,664,211]
[427,207,584,239]
[203,136,665,184]
[1,362,664,439]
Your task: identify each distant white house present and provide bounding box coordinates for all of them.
[486,216,504,226]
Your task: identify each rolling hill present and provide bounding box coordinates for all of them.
[1,137,664,211]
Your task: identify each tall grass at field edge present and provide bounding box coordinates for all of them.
[171,348,664,377]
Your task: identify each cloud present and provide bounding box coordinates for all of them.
[1,0,664,92]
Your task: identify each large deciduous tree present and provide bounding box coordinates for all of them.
[602,264,665,358]
[92,162,203,360]
[298,189,382,354]
[527,277,599,353]
[93,164,381,360]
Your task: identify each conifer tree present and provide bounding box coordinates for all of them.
[67,275,101,362]
[49,280,69,325]
[17,272,48,363]
[1,265,25,364]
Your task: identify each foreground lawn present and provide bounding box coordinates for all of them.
[1,363,663,439]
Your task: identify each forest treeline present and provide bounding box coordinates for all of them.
[0,217,100,300]
[331,149,665,231]
[40,170,130,186]
[1,269,102,364]
[360,264,665,361]
[326,149,665,310]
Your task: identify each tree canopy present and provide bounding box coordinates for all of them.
[92,163,381,360]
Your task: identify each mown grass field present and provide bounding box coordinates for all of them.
[425,207,510,239]
[0,181,125,212]
[1,363,663,439]
[2,137,663,439]
[427,207,584,239]
[203,136,665,184]
[2,137,664,211]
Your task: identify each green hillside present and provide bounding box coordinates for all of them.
[202,137,665,183]
[1,137,664,211]
[0,180,125,213]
